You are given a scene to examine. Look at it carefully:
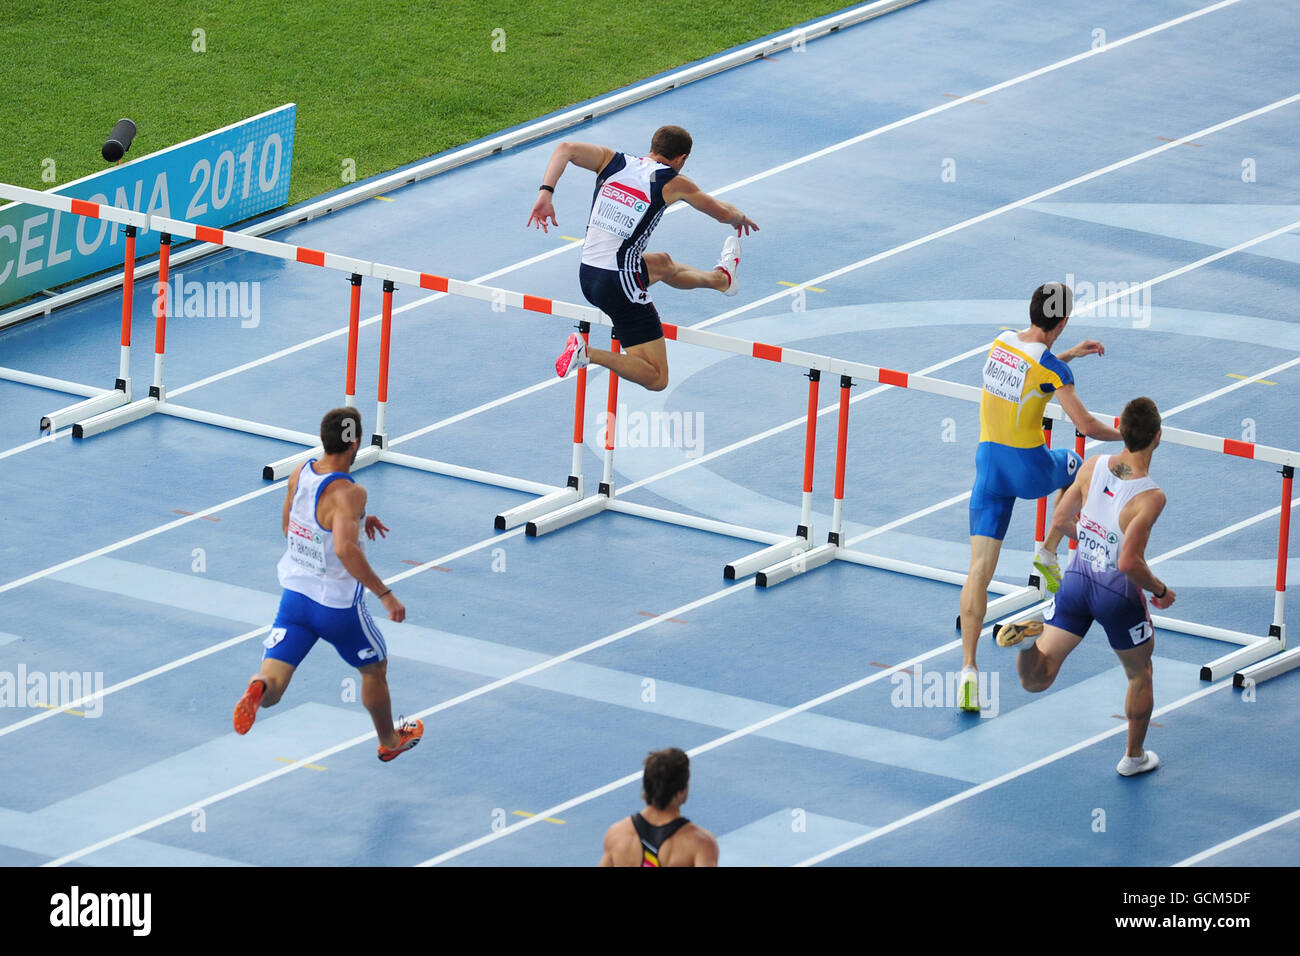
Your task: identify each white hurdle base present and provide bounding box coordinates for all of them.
[1153,615,1260,647]
[1235,643,1300,688]
[44,382,130,432]
[755,542,838,587]
[496,484,580,530]
[606,499,784,545]
[0,366,106,402]
[381,449,561,496]
[527,492,611,537]
[1200,638,1284,682]
[157,403,318,445]
[265,447,323,481]
[726,535,810,581]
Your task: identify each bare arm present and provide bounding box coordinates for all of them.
[527,141,615,233]
[1055,384,1122,442]
[1057,339,1106,363]
[1117,490,1174,607]
[327,484,406,622]
[693,828,720,867]
[662,175,758,235]
[1049,455,1095,541]
[280,467,299,537]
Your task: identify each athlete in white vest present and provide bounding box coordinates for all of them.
[528,125,758,392]
[998,397,1173,776]
[233,407,423,762]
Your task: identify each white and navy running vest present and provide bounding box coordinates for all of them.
[277,461,364,608]
[1074,455,1160,577]
[582,153,677,295]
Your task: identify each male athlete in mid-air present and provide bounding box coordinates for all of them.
[599,747,719,866]
[528,125,758,392]
[958,283,1122,711]
[997,397,1172,776]
[232,407,423,762]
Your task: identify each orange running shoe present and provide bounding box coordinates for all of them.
[233,679,266,735]
[378,717,424,762]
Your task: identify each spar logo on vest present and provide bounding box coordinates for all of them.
[600,182,649,214]
[592,181,650,239]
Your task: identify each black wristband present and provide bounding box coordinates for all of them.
[1153,584,1166,599]
[538,184,554,193]
[377,588,392,599]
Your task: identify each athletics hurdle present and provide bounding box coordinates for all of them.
[5,182,1293,682]
[0,186,146,428]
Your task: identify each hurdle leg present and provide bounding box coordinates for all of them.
[494,321,589,530]
[44,225,139,430]
[1230,464,1296,686]
[1031,416,1053,591]
[726,368,821,580]
[526,337,620,537]
[755,374,851,588]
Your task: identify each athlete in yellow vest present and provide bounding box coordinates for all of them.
[957,283,1121,711]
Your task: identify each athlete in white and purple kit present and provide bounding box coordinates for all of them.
[528,125,758,392]
[998,397,1173,776]
[232,407,423,762]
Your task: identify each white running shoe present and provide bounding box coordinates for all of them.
[716,234,741,296]
[555,332,588,378]
[1116,750,1159,776]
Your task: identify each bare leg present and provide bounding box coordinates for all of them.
[588,337,669,392]
[1043,488,1068,553]
[643,251,728,291]
[1114,638,1155,758]
[359,660,400,749]
[959,535,1004,670]
[252,658,296,707]
[1017,624,1084,692]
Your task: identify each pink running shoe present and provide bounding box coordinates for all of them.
[555,332,589,378]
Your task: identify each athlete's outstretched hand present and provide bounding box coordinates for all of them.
[364,515,389,540]
[1064,339,1106,360]
[732,215,759,237]
[1150,586,1176,610]
[528,193,558,233]
[380,590,406,622]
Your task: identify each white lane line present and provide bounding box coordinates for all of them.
[706,0,1249,200]
[1149,496,1300,566]
[30,443,1286,860]
[416,485,1285,866]
[148,1,1247,402]
[1175,806,1300,867]
[0,527,526,738]
[0,429,72,462]
[416,633,970,866]
[693,92,1300,333]
[43,581,753,867]
[795,679,1231,866]
[0,483,285,595]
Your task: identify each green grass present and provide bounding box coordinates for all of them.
[2,0,850,207]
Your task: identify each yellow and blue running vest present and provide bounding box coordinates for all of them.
[978,330,1075,448]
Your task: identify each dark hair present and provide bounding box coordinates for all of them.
[1030,283,1073,331]
[650,125,692,161]
[642,747,690,810]
[321,407,362,454]
[1119,396,1161,452]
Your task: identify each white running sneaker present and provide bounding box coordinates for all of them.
[555,332,588,378]
[1116,750,1159,776]
[716,234,741,296]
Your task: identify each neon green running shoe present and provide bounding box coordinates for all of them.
[1033,555,1062,593]
[958,669,980,712]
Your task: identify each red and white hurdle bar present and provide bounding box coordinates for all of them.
[4,182,1294,683]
